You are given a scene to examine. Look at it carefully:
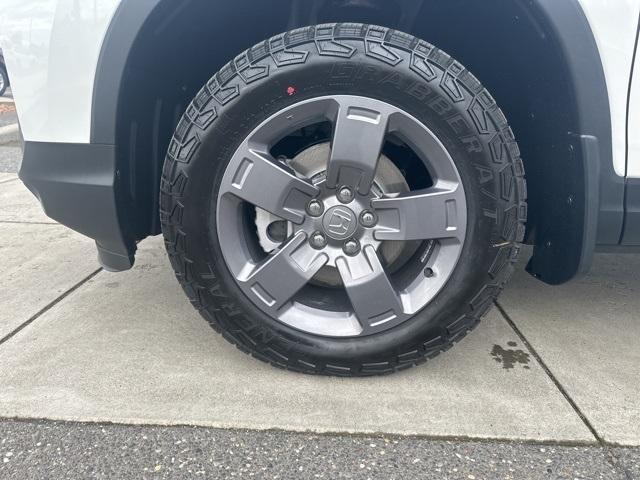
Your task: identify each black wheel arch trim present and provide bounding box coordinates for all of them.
[521,0,622,284]
[91,0,162,145]
[87,0,623,281]
[19,142,137,272]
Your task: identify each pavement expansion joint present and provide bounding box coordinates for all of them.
[0,268,102,347]
[495,300,605,446]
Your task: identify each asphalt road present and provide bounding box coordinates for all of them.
[0,419,637,480]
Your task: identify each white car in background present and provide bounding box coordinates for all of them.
[1,0,639,375]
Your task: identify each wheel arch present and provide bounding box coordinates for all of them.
[91,0,619,284]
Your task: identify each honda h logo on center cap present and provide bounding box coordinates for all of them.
[328,209,352,235]
[323,206,357,240]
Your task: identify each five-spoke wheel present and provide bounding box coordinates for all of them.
[217,96,467,337]
[161,23,525,374]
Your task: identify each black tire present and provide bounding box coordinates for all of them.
[0,67,8,97]
[160,23,526,376]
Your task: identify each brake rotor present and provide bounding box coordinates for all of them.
[255,142,409,286]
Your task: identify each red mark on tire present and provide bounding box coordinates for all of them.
[286,86,296,96]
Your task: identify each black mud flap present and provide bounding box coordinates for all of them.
[526,135,601,285]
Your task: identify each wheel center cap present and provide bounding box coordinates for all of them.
[322,205,358,240]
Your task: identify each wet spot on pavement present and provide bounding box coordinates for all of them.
[491,343,531,370]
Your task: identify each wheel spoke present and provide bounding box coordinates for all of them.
[372,183,465,241]
[336,246,404,333]
[216,95,469,338]
[224,146,319,224]
[239,232,328,312]
[325,99,393,195]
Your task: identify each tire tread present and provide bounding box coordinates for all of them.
[160,23,527,376]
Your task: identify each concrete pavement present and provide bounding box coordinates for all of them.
[1,144,640,477]
[0,177,56,224]
[0,168,637,445]
[0,221,98,339]
[0,237,593,442]
[0,172,17,183]
[500,255,640,446]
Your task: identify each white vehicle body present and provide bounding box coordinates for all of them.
[0,0,121,145]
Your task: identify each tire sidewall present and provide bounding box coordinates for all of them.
[161,27,524,370]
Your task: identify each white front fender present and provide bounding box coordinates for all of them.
[0,0,121,144]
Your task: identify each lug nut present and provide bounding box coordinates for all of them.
[337,186,354,204]
[360,210,377,228]
[309,231,327,249]
[343,239,361,256]
[306,199,324,217]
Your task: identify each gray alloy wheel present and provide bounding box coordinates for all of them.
[217,95,467,337]
[161,22,526,375]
